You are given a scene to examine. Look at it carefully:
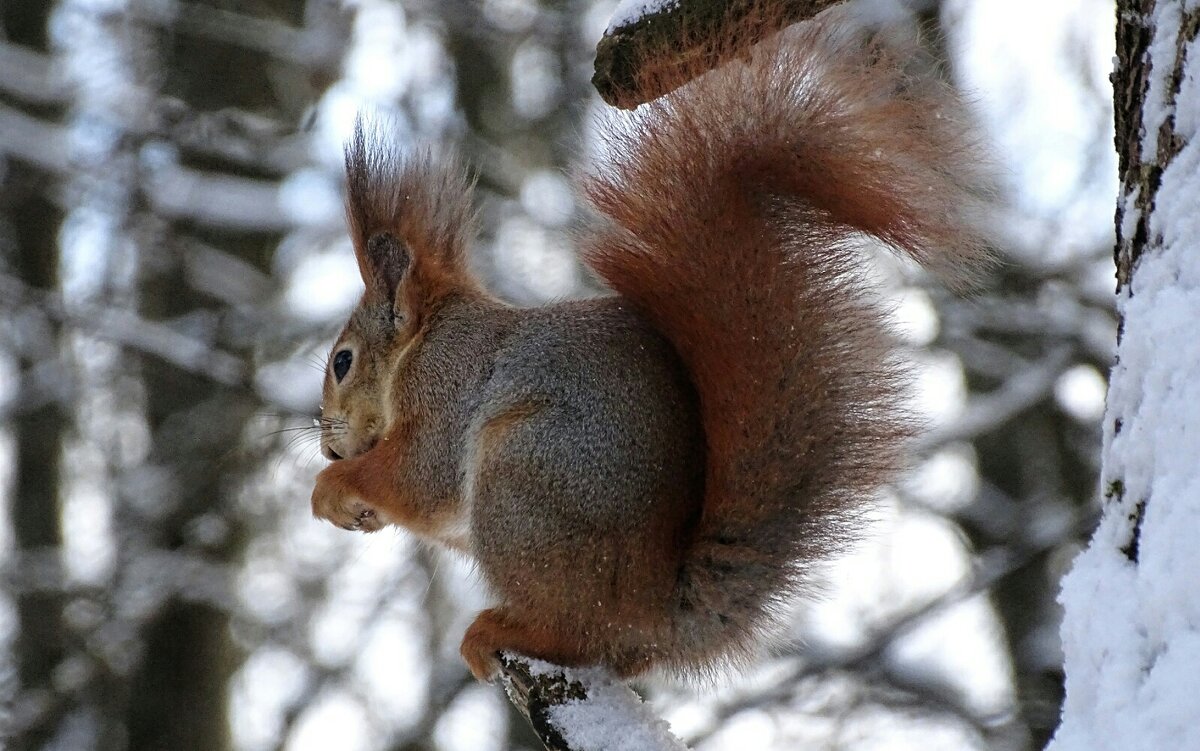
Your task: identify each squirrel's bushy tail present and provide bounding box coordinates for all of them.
[581,18,991,675]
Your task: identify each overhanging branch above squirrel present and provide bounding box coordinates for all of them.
[593,0,847,108]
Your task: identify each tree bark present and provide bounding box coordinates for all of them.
[1106,0,1197,559]
[5,165,69,751]
[593,0,845,108]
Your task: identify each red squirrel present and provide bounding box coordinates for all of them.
[309,16,991,682]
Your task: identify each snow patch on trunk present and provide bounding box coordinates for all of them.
[1049,8,1200,751]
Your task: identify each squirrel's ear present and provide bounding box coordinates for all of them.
[362,231,411,313]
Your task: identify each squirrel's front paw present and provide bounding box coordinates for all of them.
[460,609,505,682]
[311,467,383,533]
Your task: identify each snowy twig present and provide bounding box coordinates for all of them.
[496,654,689,751]
[0,103,325,231]
[594,0,846,108]
[0,104,72,174]
[0,39,68,104]
[128,1,344,69]
[0,272,250,388]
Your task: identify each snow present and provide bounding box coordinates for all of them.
[511,40,562,119]
[1049,6,1200,751]
[230,648,309,751]
[492,215,580,300]
[1054,364,1108,423]
[433,684,507,751]
[1139,2,1184,164]
[530,662,689,751]
[606,0,679,33]
[281,246,362,323]
[285,689,372,751]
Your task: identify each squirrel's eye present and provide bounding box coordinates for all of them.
[333,349,353,383]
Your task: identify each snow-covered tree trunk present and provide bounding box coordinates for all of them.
[1050,3,1200,750]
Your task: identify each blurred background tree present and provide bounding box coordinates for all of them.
[0,1,1115,749]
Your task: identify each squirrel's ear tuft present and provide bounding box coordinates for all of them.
[364,231,410,304]
[343,116,478,273]
[343,115,482,323]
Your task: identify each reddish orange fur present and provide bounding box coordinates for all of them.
[313,10,992,682]
[575,17,990,674]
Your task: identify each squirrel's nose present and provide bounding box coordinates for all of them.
[323,446,343,461]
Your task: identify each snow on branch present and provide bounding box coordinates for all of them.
[0,272,250,389]
[0,103,316,231]
[497,653,688,751]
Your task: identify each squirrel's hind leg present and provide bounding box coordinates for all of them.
[459,606,668,680]
[460,607,592,681]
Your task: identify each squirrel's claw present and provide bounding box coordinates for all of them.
[345,508,377,532]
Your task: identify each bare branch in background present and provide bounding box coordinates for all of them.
[0,272,248,388]
[921,348,1075,449]
[0,104,328,231]
[687,505,1099,748]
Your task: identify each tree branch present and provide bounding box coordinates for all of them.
[0,272,250,389]
[593,0,846,108]
[496,654,689,751]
